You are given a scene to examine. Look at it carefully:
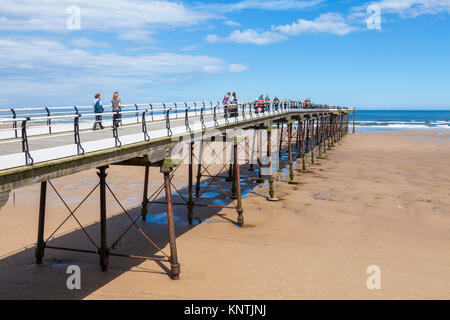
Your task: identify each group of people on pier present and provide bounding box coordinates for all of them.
[92,92,124,130]
[91,91,341,131]
[222,92,319,116]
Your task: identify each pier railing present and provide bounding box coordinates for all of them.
[0,100,352,170]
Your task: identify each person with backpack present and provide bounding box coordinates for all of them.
[93,93,104,130]
[229,92,238,117]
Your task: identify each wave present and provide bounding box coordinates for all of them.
[356,122,450,128]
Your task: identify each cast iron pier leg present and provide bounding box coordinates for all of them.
[256,130,264,183]
[310,119,315,165]
[278,122,284,160]
[162,167,181,279]
[267,127,278,201]
[35,181,47,264]
[317,117,322,158]
[195,137,203,198]
[234,138,244,227]
[302,121,306,172]
[249,130,256,171]
[98,166,109,272]
[141,165,149,221]
[288,123,297,184]
[231,142,237,198]
[323,117,327,154]
[353,111,356,134]
[188,141,194,224]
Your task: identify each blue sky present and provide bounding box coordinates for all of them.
[0,0,449,109]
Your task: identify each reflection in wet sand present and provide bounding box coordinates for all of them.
[0,191,10,210]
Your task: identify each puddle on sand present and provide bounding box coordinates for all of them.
[201,191,221,198]
[212,198,229,206]
[144,212,180,224]
[313,192,331,201]
[188,219,218,226]
[44,260,72,268]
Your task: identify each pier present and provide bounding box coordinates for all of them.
[0,101,355,279]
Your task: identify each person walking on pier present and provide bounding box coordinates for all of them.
[273,96,280,111]
[223,92,231,117]
[92,93,104,130]
[255,94,264,113]
[111,91,124,127]
[229,92,238,117]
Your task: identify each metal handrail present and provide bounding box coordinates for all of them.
[0,100,353,169]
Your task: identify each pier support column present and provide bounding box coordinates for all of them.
[310,119,315,165]
[231,161,237,200]
[353,111,356,134]
[278,122,284,160]
[305,119,310,160]
[327,117,332,149]
[249,130,257,171]
[141,165,149,220]
[266,127,278,201]
[233,138,244,227]
[334,116,338,144]
[256,130,264,183]
[188,141,194,224]
[295,120,301,159]
[317,117,322,158]
[226,141,234,182]
[35,181,47,264]
[288,122,297,184]
[323,117,326,149]
[195,137,203,198]
[330,117,335,147]
[98,166,109,272]
[162,164,181,280]
[302,121,307,172]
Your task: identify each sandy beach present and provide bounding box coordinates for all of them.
[0,129,449,300]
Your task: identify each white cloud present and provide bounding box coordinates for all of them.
[352,0,450,18]
[0,37,250,75]
[68,37,111,48]
[117,29,156,42]
[181,45,200,52]
[206,29,287,45]
[202,0,323,12]
[0,0,213,38]
[224,20,241,27]
[229,64,250,72]
[273,12,356,36]
[0,37,248,103]
[206,12,356,45]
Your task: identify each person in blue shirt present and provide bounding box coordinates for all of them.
[93,93,104,130]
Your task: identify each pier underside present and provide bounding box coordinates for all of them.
[1,109,354,279]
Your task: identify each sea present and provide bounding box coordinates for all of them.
[354,110,450,133]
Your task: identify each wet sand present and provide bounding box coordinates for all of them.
[0,129,449,299]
